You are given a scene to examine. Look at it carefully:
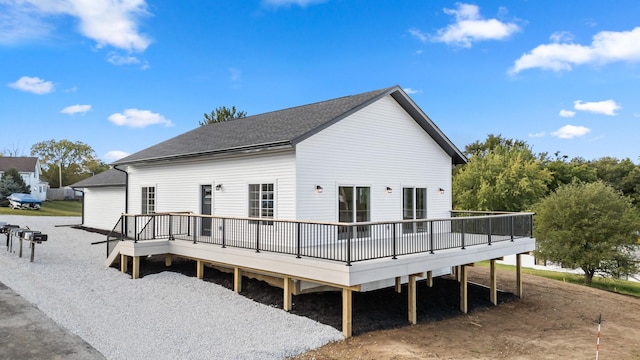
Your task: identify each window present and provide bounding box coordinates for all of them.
[249,183,274,224]
[338,186,370,238]
[403,187,427,233]
[142,186,156,214]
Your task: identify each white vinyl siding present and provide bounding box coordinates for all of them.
[82,187,125,230]
[126,151,295,219]
[296,95,452,222]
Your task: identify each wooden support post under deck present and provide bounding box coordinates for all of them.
[516,254,523,298]
[490,259,497,306]
[395,277,402,293]
[234,267,242,293]
[165,254,172,267]
[120,254,128,273]
[283,276,292,312]
[342,288,352,338]
[460,265,468,313]
[132,256,140,280]
[408,274,417,325]
[196,260,204,279]
[426,271,433,287]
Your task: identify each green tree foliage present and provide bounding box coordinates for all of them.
[534,181,640,284]
[199,106,247,126]
[589,157,640,205]
[30,139,104,187]
[453,135,552,211]
[543,153,597,194]
[0,168,30,206]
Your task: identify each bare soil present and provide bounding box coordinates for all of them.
[295,267,640,360]
[138,256,640,359]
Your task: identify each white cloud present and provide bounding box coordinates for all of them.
[528,131,545,138]
[108,53,140,65]
[574,99,621,116]
[559,109,576,118]
[8,76,54,94]
[262,0,326,7]
[0,0,151,52]
[549,31,574,43]
[61,104,92,115]
[108,108,173,128]
[403,88,420,94]
[511,26,640,74]
[431,3,520,48]
[551,125,591,139]
[408,28,428,43]
[104,150,130,161]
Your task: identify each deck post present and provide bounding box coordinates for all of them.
[426,271,433,287]
[460,265,468,313]
[395,277,402,293]
[196,260,204,279]
[234,266,242,293]
[516,253,523,298]
[283,276,292,311]
[132,256,140,279]
[165,254,172,267]
[408,274,417,324]
[120,254,128,273]
[490,259,497,305]
[342,288,352,338]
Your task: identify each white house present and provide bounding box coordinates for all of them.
[71,168,126,231]
[0,157,49,201]
[79,86,536,337]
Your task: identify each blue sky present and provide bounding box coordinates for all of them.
[2,0,639,163]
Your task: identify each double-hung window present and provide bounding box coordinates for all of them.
[249,183,274,224]
[403,187,427,233]
[142,186,156,214]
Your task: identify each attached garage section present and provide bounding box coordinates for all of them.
[83,186,125,230]
[71,169,126,231]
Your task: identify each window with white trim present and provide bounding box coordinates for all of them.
[403,187,427,233]
[249,183,274,223]
[338,186,370,238]
[142,186,156,214]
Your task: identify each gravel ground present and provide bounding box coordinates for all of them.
[0,215,343,360]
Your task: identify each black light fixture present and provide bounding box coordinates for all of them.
[439,187,445,194]
[315,185,323,193]
[215,184,222,191]
[386,186,393,193]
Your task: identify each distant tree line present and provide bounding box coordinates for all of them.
[453,134,640,284]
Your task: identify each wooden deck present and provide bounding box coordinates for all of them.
[106,232,535,337]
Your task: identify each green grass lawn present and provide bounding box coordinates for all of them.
[0,200,82,217]
[477,260,640,297]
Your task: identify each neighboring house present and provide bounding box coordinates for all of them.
[71,168,126,230]
[83,85,535,337]
[0,156,49,201]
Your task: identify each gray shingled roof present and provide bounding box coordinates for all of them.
[113,86,466,165]
[70,168,126,188]
[0,157,38,173]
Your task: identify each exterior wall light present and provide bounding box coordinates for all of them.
[386,186,393,193]
[215,184,222,191]
[316,185,323,193]
[439,187,445,194]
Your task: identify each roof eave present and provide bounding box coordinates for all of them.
[389,90,468,165]
[112,141,294,166]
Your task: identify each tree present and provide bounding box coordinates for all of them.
[453,136,552,212]
[0,168,30,206]
[199,106,247,126]
[30,139,100,188]
[542,153,597,194]
[534,181,640,284]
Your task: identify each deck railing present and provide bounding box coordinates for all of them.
[106,212,534,265]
